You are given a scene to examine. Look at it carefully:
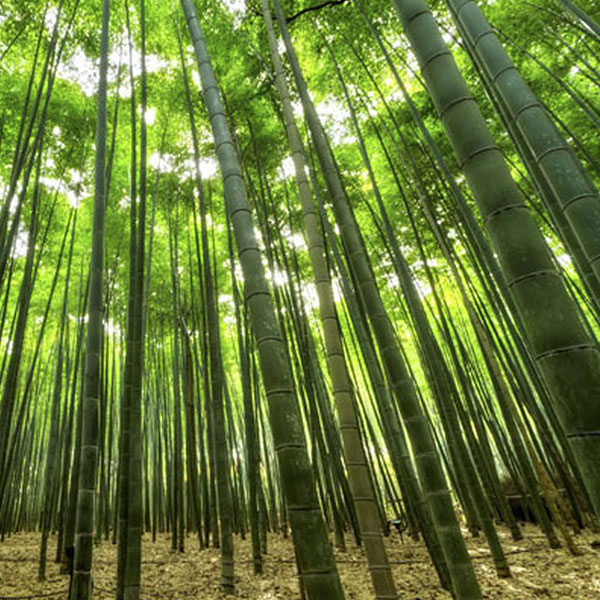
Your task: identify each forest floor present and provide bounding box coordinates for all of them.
[0,524,599,599]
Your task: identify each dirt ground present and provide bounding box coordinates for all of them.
[0,524,599,599]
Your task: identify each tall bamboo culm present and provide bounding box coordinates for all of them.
[70,0,110,598]
[272,1,484,598]
[390,0,600,520]
[261,1,398,598]
[179,1,346,598]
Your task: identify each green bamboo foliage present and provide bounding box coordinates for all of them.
[390,0,600,521]
[0,171,40,512]
[70,0,110,597]
[553,0,600,41]
[0,2,62,287]
[0,28,65,506]
[179,1,345,598]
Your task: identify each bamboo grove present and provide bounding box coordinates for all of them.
[0,0,599,598]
